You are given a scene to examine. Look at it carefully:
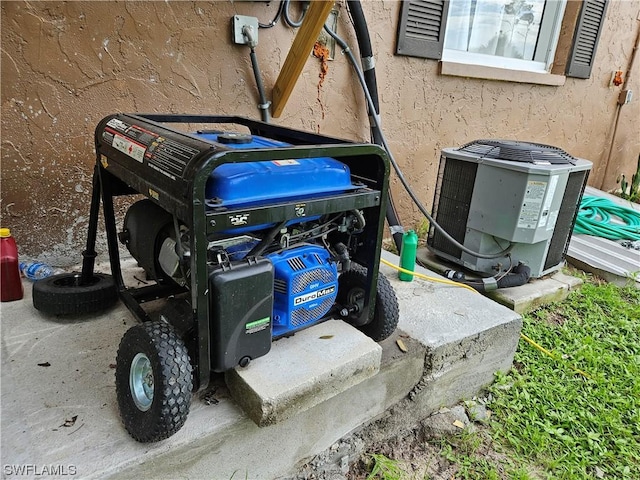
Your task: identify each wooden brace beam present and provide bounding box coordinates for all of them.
[271,1,334,118]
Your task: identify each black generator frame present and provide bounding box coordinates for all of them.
[83,113,390,391]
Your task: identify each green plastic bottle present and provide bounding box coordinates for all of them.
[399,230,418,281]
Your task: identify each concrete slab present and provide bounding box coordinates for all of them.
[485,270,583,313]
[226,320,382,426]
[1,252,521,479]
[379,250,522,422]
[417,247,585,313]
[0,268,422,479]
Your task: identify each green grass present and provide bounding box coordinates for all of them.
[359,280,639,479]
[439,429,539,480]
[366,453,406,480]
[488,281,640,479]
[440,431,501,480]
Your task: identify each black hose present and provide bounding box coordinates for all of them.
[497,263,531,288]
[345,1,404,253]
[458,263,531,292]
[346,1,380,116]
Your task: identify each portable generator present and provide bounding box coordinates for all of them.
[33,114,399,442]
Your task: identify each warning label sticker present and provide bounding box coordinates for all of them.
[538,175,559,229]
[517,180,547,229]
[112,133,146,163]
[101,119,199,178]
[146,138,199,179]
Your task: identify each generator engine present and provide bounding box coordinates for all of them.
[121,198,365,339]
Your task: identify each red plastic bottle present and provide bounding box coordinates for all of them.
[1,228,24,302]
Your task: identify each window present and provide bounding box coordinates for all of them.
[396,0,609,80]
[443,0,565,72]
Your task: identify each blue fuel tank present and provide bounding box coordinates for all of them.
[196,132,357,208]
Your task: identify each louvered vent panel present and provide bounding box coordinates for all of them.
[567,0,608,78]
[406,1,444,41]
[287,257,306,271]
[396,0,449,59]
[427,156,478,259]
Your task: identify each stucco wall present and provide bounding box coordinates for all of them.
[1,0,639,264]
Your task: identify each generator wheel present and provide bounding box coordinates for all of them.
[32,272,118,315]
[115,321,193,443]
[338,265,399,341]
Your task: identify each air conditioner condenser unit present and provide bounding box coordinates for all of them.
[427,140,592,278]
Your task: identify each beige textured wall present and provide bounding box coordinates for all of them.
[1,0,639,264]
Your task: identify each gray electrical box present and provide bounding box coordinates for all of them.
[232,15,259,46]
[427,140,592,278]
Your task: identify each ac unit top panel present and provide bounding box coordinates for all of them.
[442,147,592,176]
[457,139,578,165]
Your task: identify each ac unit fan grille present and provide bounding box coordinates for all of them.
[428,156,478,259]
[458,140,577,165]
[543,170,589,270]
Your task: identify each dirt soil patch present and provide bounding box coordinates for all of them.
[292,401,541,480]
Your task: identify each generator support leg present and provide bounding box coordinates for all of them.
[98,165,154,322]
[32,161,119,315]
[80,165,102,285]
[99,168,125,292]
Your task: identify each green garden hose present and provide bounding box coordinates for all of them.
[574,196,640,241]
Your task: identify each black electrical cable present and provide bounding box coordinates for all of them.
[323,24,515,260]
[249,47,271,123]
[283,0,307,28]
[259,0,284,29]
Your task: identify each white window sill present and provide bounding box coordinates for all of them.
[439,61,566,86]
